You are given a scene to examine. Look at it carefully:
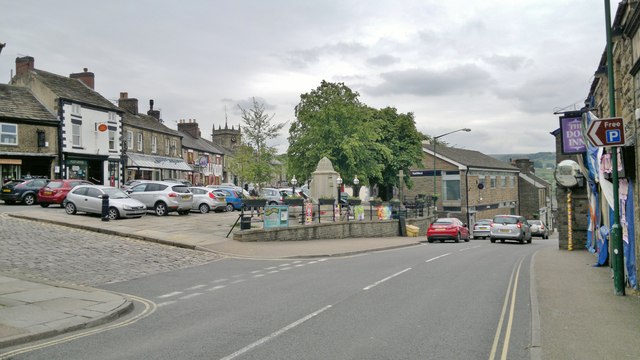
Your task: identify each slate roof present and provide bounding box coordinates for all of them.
[122,112,181,137]
[520,173,549,188]
[179,131,226,155]
[423,142,518,171]
[0,84,57,122]
[29,69,120,111]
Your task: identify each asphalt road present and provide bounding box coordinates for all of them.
[5,222,552,360]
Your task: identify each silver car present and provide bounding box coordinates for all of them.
[260,187,284,205]
[65,185,146,220]
[188,186,227,213]
[490,215,532,244]
[527,219,549,239]
[127,181,193,216]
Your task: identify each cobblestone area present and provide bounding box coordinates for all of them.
[0,213,223,287]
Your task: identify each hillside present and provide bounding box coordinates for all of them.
[489,152,556,170]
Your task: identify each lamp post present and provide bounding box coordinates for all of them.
[336,175,342,203]
[353,175,360,197]
[291,175,297,197]
[432,128,471,210]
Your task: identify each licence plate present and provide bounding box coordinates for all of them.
[182,195,191,200]
[499,229,510,233]
[44,191,52,195]
[2,189,10,193]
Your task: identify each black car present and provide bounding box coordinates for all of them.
[1,178,49,205]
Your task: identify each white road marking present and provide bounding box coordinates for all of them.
[186,284,206,290]
[267,270,279,274]
[265,266,278,270]
[425,253,451,263]
[230,279,246,284]
[363,268,412,290]
[179,293,203,300]
[459,245,482,252]
[253,274,266,278]
[207,285,226,291]
[220,305,333,360]
[157,291,182,299]
[280,267,293,270]
[294,264,305,267]
[212,278,228,283]
[250,270,263,274]
[279,263,291,267]
[156,301,177,307]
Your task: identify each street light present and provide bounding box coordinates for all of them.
[353,175,360,197]
[432,128,471,210]
[336,175,343,204]
[291,175,297,196]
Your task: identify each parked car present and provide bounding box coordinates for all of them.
[127,181,193,216]
[162,178,193,187]
[37,179,93,208]
[207,186,243,212]
[528,219,549,239]
[472,219,493,239]
[188,186,227,213]
[426,217,470,243]
[65,185,147,220]
[490,215,532,244]
[121,179,148,191]
[0,178,49,205]
[260,187,285,205]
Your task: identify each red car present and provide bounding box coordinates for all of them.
[426,217,471,243]
[37,179,93,208]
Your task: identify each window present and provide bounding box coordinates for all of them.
[171,140,177,156]
[109,129,116,150]
[71,104,81,115]
[0,123,18,145]
[137,133,143,151]
[165,138,170,155]
[490,176,496,188]
[152,136,157,153]
[501,176,506,187]
[72,123,82,146]
[108,112,117,122]
[126,131,133,150]
[443,179,460,200]
[478,177,485,189]
[509,176,515,188]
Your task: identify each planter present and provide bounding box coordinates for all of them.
[318,198,336,205]
[370,201,383,207]
[243,199,267,208]
[284,198,305,206]
[347,199,362,206]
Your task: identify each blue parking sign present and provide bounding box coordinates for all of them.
[606,129,621,143]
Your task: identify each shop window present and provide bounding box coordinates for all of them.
[0,123,18,145]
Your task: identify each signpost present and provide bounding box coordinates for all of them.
[586,117,625,147]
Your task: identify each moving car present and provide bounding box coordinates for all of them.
[1,178,49,205]
[527,219,549,239]
[426,217,470,243]
[490,215,532,244]
[65,185,146,220]
[127,181,193,216]
[472,219,492,239]
[37,179,93,208]
[188,186,227,213]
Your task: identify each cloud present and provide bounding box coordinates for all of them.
[366,54,401,67]
[482,54,530,71]
[364,64,494,97]
[280,42,368,69]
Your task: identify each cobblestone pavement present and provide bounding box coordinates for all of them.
[0,213,223,287]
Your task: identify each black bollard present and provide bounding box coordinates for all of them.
[101,194,110,221]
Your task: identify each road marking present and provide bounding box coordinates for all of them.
[294,264,305,267]
[267,270,279,274]
[250,270,263,274]
[459,245,482,252]
[157,300,177,307]
[363,268,412,290]
[230,279,246,284]
[489,257,524,360]
[212,278,228,283]
[265,266,278,270]
[220,305,333,360]
[280,267,293,270]
[279,263,291,267]
[179,292,202,300]
[186,284,206,290]
[425,253,451,263]
[157,291,182,299]
[253,274,265,278]
[207,285,226,291]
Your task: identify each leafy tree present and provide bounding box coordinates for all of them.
[236,97,286,186]
[288,81,392,186]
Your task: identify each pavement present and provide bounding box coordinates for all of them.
[0,208,639,358]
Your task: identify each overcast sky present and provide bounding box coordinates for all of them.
[1,0,614,155]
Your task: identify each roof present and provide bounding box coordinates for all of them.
[122,112,181,137]
[27,69,120,111]
[179,131,226,155]
[423,142,519,171]
[520,173,548,188]
[0,84,57,121]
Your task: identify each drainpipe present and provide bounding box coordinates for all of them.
[57,98,64,179]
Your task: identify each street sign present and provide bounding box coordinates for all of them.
[586,117,625,147]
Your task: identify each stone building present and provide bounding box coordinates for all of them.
[177,119,225,186]
[406,142,520,226]
[513,159,552,229]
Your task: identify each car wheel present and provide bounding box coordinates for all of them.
[107,207,119,220]
[154,202,168,216]
[490,237,496,243]
[23,194,36,205]
[500,239,505,243]
[40,203,50,208]
[269,201,277,205]
[198,203,210,214]
[464,234,470,242]
[455,233,461,243]
[519,235,524,244]
[427,238,434,243]
[178,210,190,215]
[65,202,77,215]
[226,203,234,212]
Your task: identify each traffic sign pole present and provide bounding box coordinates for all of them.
[605,0,625,296]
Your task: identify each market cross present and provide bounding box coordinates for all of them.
[586,117,625,147]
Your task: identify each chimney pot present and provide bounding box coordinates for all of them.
[15,56,35,76]
[70,68,95,89]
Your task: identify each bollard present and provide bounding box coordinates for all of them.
[101,194,110,221]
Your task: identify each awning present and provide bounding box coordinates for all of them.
[127,153,192,171]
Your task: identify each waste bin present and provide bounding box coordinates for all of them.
[406,225,419,237]
[240,216,252,230]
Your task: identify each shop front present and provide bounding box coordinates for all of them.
[125,153,191,182]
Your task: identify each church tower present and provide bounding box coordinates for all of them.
[211,110,241,150]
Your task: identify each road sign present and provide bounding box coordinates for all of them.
[586,117,625,147]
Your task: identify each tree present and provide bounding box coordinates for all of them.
[236,97,286,186]
[288,81,392,186]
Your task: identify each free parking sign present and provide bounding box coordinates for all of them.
[586,117,625,147]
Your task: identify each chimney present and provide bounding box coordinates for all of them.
[15,56,35,76]
[514,159,534,174]
[147,99,161,121]
[70,67,95,89]
[118,92,139,114]
[178,119,201,139]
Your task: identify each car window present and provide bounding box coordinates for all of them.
[72,187,88,196]
[130,183,147,192]
[147,183,167,192]
[85,188,102,198]
[172,185,190,193]
[32,179,47,187]
[494,216,517,224]
[190,188,205,195]
[434,219,453,224]
[47,181,63,189]
[104,188,128,199]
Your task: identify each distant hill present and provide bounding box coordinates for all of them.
[489,152,556,170]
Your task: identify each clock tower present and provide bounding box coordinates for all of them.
[212,119,241,150]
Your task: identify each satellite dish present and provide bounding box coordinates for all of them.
[554,160,582,188]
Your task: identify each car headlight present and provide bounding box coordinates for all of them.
[123,205,133,210]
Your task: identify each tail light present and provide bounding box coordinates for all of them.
[208,192,215,199]
[517,223,522,228]
[168,192,177,198]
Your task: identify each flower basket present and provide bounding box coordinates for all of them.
[284,198,304,206]
[243,198,267,208]
[319,198,335,205]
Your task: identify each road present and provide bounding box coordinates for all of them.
[0,205,552,359]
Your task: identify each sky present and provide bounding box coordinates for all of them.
[1,0,615,155]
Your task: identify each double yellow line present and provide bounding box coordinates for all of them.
[489,257,524,360]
